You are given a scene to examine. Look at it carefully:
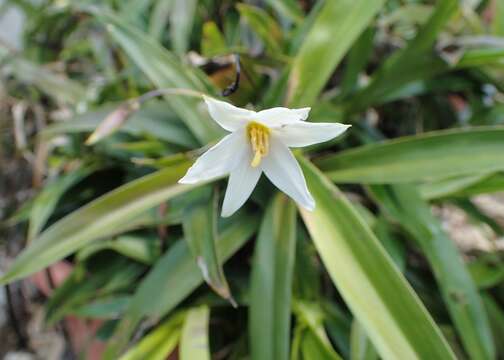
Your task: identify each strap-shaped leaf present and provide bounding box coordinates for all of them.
[104,213,259,358]
[316,127,504,184]
[287,0,384,106]
[249,194,296,360]
[180,306,211,360]
[368,184,495,360]
[88,7,222,144]
[0,162,196,285]
[183,186,234,304]
[298,157,455,360]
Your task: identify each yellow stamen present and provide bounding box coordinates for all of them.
[247,122,270,167]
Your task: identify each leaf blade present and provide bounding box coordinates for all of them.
[298,157,455,360]
[368,184,495,360]
[0,162,196,285]
[316,127,504,184]
[287,0,384,106]
[249,194,297,360]
[180,306,211,360]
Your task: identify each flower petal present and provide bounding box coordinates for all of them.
[255,107,311,128]
[204,96,254,131]
[261,138,315,210]
[179,131,245,184]
[221,146,262,217]
[274,122,350,148]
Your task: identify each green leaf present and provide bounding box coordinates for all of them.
[298,157,455,360]
[324,302,352,358]
[457,47,504,68]
[148,0,174,40]
[73,296,130,319]
[295,302,343,360]
[201,21,228,58]
[301,329,343,360]
[261,0,302,23]
[28,165,95,241]
[180,306,211,360]
[339,27,375,98]
[418,174,488,200]
[316,127,504,184]
[442,172,504,198]
[0,161,197,285]
[249,194,296,360]
[76,234,161,265]
[182,186,234,304]
[493,0,504,36]
[0,44,87,104]
[120,312,185,360]
[373,217,406,272]
[104,213,259,358]
[468,253,504,289]
[350,320,378,360]
[42,101,199,149]
[46,259,143,324]
[119,0,156,25]
[368,184,494,360]
[89,8,221,144]
[286,0,384,106]
[169,0,198,55]
[347,0,459,111]
[237,4,283,56]
[482,294,504,358]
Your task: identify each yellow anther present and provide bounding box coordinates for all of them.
[247,122,270,167]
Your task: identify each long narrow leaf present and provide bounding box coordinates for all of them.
[316,127,504,184]
[28,165,95,241]
[120,312,185,360]
[0,161,196,285]
[104,213,259,358]
[368,184,494,360]
[183,186,234,304]
[286,0,384,106]
[348,0,459,110]
[180,306,211,360]
[88,8,221,144]
[249,194,296,360]
[298,157,455,360]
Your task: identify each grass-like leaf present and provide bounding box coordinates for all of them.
[368,184,495,360]
[0,162,196,285]
[317,127,504,184]
[298,157,455,359]
[249,194,296,360]
[287,0,384,106]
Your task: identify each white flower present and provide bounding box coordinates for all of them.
[179,96,350,217]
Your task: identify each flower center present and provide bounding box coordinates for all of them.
[247,122,270,167]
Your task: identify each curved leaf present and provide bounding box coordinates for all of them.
[317,127,504,184]
[120,312,185,360]
[298,157,455,360]
[369,184,494,360]
[287,0,384,106]
[0,161,196,285]
[104,213,259,358]
[180,306,211,360]
[88,7,222,144]
[249,194,296,360]
[183,186,234,304]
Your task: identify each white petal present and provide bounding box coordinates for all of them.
[261,138,315,210]
[221,145,262,217]
[274,122,350,148]
[255,107,311,128]
[204,96,255,132]
[179,131,245,184]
